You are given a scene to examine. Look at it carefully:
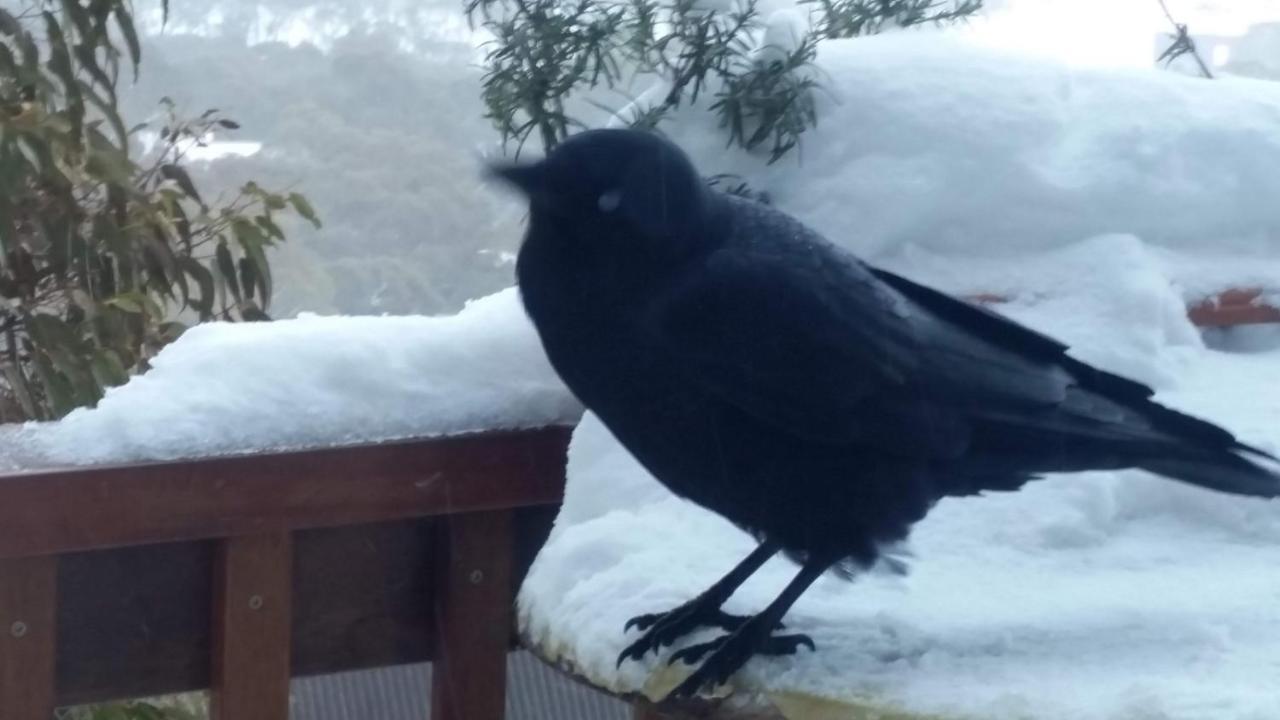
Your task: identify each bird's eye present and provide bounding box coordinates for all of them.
[597,190,622,213]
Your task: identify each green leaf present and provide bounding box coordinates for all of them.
[238,256,256,301]
[0,193,14,261]
[24,313,101,412]
[80,80,127,145]
[26,313,80,350]
[60,0,96,45]
[104,294,143,313]
[114,4,142,77]
[142,226,183,300]
[234,220,272,307]
[89,348,129,388]
[215,240,241,304]
[0,42,16,78]
[156,321,186,344]
[10,24,38,78]
[254,214,284,241]
[104,292,162,318]
[239,301,271,322]
[31,352,77,418]
[43,12,85,142]
[0,8,21,36]
[159,164,204,206]
[84,141,136,187]
[178,257,215,319]
[171,210,193,253]
[287,192,321,228]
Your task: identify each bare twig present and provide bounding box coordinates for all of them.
[1155,0,1213,79]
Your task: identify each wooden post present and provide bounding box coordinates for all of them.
[210,532,294,720]
[431,510,514,720]
[0,556,57,720]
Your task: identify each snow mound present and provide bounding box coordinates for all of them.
[652,32,1280,302]
[521,33,1280,719]
[3,288,580,468]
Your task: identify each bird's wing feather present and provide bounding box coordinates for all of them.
[871,266,1261,456]
[648,208,1256,471]
[645,244,921,444]
[647,240,1186,459]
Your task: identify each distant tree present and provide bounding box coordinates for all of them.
[466,0,983,159]
[0,0,317,421]
[125,30,523,317]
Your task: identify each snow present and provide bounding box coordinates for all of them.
[1,288,581,469]
[518,32,1280,719]
[651,32,1280,303]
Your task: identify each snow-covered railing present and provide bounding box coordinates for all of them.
[0,427,571,720]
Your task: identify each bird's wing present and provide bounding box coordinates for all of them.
[869,266,1252,454]
[646,239,1218,459]
[644,243,929,446]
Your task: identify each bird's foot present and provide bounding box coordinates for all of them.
[665,617,814,699]
[618,600,774,667]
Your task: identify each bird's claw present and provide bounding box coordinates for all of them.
[668,631,814,667]
[625,609,765,633]
[665,623,815,699]
[623,612,664,633]
[617,604,783,667]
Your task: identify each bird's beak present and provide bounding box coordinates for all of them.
[485,161,546,198]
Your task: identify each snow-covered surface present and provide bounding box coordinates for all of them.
[521,33,1280,719]
[0,288,581,469]
[644,32,1280,304]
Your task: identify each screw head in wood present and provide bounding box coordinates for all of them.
[469,569,484,584]
[248,595,264,610]
[9,621,28,638]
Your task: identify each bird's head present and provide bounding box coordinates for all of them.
[488,129,713,261]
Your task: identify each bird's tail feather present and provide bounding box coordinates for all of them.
[1140,448,1280,498]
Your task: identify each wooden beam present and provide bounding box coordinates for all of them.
[0,426,571,560]
[0,556,57,720]
[53,511,555,707]
[210,532,294,720]
[431,510,515,720]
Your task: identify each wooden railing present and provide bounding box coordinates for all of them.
[975,288,1280,328]
[0,427,573,720]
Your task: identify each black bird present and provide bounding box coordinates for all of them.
[491,128,1280,699]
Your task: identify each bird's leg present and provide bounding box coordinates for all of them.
[616,541,779,667]
[666,557,830,699]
